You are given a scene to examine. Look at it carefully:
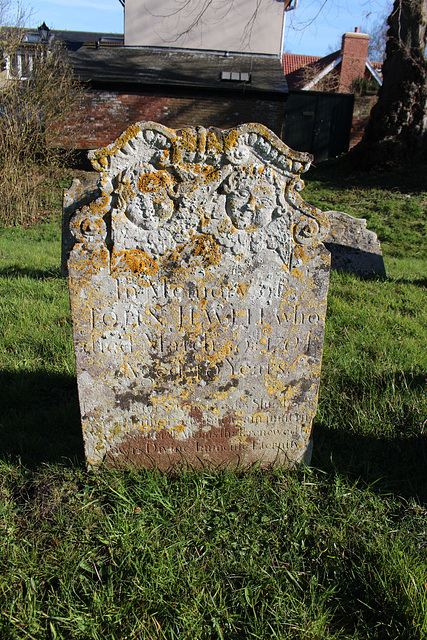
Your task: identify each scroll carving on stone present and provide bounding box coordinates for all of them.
[62,122,331,469]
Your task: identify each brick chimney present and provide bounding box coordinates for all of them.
[339,28,370,93]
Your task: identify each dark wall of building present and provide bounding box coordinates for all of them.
[349,95,378,148]
[57,87,286,150]
[283,91,354,162]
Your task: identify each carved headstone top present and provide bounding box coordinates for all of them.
[63,122,331,469]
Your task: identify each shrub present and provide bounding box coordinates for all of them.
[0,13,83,226]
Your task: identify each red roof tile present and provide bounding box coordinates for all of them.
[281,54,321,75]
[283,51,341,90]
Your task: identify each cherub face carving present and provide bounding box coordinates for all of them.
[126,193,174,230]
[225,172,276,230]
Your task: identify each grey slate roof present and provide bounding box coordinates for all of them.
[15,27,286,94]
[67,45,287,94]
[54,31,124,51]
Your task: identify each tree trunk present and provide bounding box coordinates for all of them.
[355,0,427,165]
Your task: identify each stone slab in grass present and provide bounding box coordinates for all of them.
[324,210,386,276]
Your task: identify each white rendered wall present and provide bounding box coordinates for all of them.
[124,0,285,55]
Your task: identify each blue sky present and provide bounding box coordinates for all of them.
[23,0,389,56]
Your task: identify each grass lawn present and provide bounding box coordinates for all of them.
[0,161,426,639]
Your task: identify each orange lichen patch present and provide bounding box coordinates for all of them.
[191,235,221,266]
[266,353,289,378]
[112,249,159,276]
[179,129,198,152]
[290,268,304,282]
[235,165,265,179]
[89,192,111,213]
[293,245,308,262]
[169,423,186,435]
[312,208,329,229]
[118,179,135,206]
[115,125,142,151]
[213,390,231,401]
[236,282,249,298]
[196,206,211,229]
[252,412,267,423]
[176,164,222,189]
[204,339,236,368]
[157,150,171,168]
[138,171,175,194]
[70,247,110,277]
[161,248,189,277]
[206,131,223,157]
[264,374,300,408]
[217,216,236,235]
[154,419,167,432]
[90,124,142,171]
[230,430,248,445]
[224,129,239,150]
[201,165,221,182]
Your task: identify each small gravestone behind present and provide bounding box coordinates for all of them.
[324,210,386,276]
[63,122,331,469]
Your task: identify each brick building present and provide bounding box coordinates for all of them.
[51,0,291,152]
[1,11,380,159]
[282,28,382,148]
[58,39,288,151]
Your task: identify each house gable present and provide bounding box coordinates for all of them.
[124,0,285,56]
[282,29,382,94]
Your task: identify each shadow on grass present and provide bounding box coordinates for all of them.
[387,277,427,288]
[308,159,427,195]
[0,370,84,468]
[1,364,425,502]
[0,265,63,279]
[312,423,427,503]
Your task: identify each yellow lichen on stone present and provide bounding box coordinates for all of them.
[290,268,304,282]
[113,249,159,276]
[264,374,301,408]
[293,245,308,262]
[118,179,135,207]
[191,234,221,266]
[179,129,198,152]
[169,423,186,435]
[197,206,211,229]
[138,170,175,194]
[230,431,248,445]
[90,124,142,171]
[224,129,239,150]
[236,283,249,298]
[206,131,223,156]
[252,412,267,423]
[88,192,111,214]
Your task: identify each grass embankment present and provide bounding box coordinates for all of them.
[0,163,426,639]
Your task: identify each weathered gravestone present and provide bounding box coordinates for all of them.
[63,122,330,469]
[324,210,386,277]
